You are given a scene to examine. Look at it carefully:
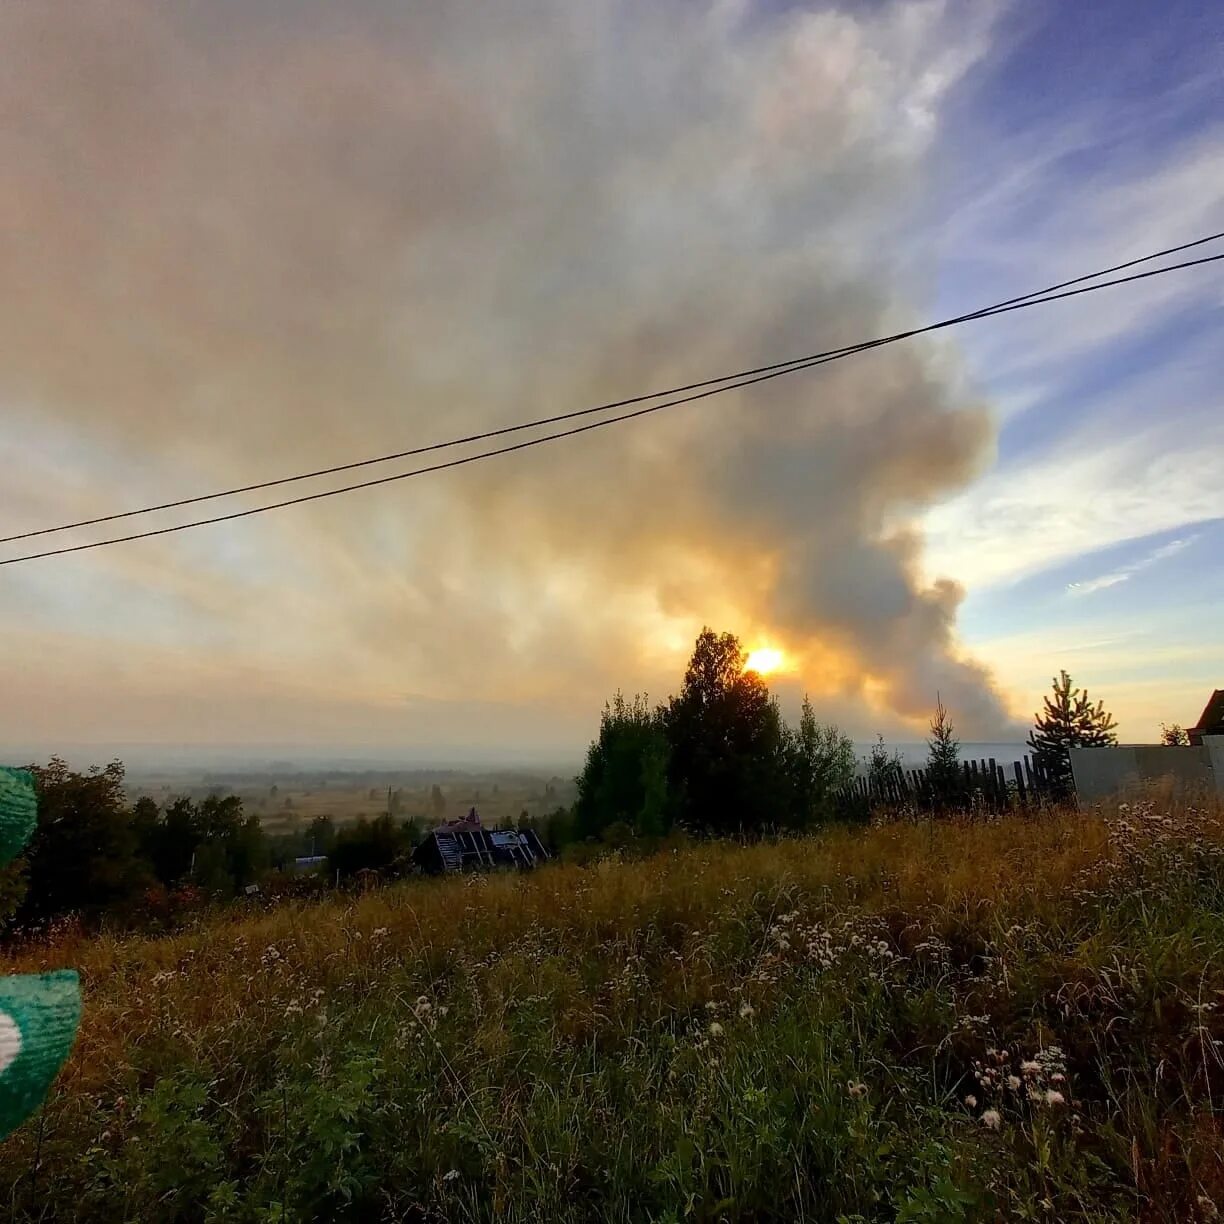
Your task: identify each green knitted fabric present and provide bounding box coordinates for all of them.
[0,971,81,1138]
[0,768,81,1140]
[0,768,37,868]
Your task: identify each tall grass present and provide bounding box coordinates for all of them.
[2,795,1222,1221]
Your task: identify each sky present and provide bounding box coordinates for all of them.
[0,0,1221,767]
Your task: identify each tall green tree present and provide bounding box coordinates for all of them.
[1028,670,1117,797]
[785,696,855,827]
[664,629,789,836]
[574,693,672,841]
[925,694,962,808]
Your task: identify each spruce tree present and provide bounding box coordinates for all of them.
[925,693,961,809]
[1028,670,1117,798]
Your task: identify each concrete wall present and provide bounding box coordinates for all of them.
[1070,744,1218,803]
[1207,736,1224,785]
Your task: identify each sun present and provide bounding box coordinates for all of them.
[744,647,785,677]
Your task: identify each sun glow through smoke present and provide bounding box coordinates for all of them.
[744,648,785,677]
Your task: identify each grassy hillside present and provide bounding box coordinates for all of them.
[2,797,1222,1221]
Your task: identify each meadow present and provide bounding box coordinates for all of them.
[125,767,576,839]
[1,795,1221,1222]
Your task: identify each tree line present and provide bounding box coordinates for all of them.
[1,633,1128,933]
[570,639,1125,844]
[570,629,855,845]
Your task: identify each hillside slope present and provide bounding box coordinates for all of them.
[2,800,1222,1221]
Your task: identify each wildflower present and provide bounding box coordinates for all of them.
[964,1095,977,1109]
[443,1169,461,1183]
[1043,1089,1065,1107]
[738,1002,755,1019]
[708,1022,724,1037]
[847,1081,868,1099]
[980,1109,1002,1130]
[1007,1075,1022,1091]
[1020,1060,1041,1077]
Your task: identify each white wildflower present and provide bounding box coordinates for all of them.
[980,1109,1002,1130]
[1044,1089,1065,1107]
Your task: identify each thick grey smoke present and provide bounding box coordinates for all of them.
[0,0,1020,754]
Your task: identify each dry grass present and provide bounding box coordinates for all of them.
[2,795,1223,1221]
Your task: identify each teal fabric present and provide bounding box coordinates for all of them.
[0,768,81,1140]
[0,768,37,868]
[0,971,81,1138]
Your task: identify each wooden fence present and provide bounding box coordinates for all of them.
[841,753,1063,814]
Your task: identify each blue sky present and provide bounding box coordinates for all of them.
[0,0,1220,761]
[916,0,1224,738]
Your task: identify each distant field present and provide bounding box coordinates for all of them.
[2,798,1222,1220]
[126,768,578,835]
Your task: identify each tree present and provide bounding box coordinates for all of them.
[925,694,962,809]
[21,758,150,923]
[664,629,790,836]
[327,815,408,880]
[430,785,447,819]
[574,693,673,841]
[866,735,905,794]
[155,797,200,884]
[1160,722,1191,747]
[307,816,336,857]
[1028,670,1117,798]
[785,696,855,827]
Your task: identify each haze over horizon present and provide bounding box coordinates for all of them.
[2,0,1222,763]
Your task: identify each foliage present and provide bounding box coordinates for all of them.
[925,694,962,808]
[21,758,151,924]
[326,815,414,880]
[783,696,855,828]
[574,693,673,841]
[5,797,1224,1220]
[664,629,791,836]
[1,762,283,930]
[866,734,905,791]
[1028,670,1118,797]
[1161,722,1191,747]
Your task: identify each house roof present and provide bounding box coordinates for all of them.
[1190,689,1224,735]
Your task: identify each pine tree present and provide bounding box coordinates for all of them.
[1028,670,1117,798]
[925,693,962,809]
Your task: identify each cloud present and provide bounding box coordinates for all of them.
[0,0,1020,755]
[1067,536,1197,597]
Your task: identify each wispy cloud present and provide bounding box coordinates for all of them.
[1067,536,1197,597]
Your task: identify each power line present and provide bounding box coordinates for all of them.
[2,248,1222,567]
[4,229,1223,548]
